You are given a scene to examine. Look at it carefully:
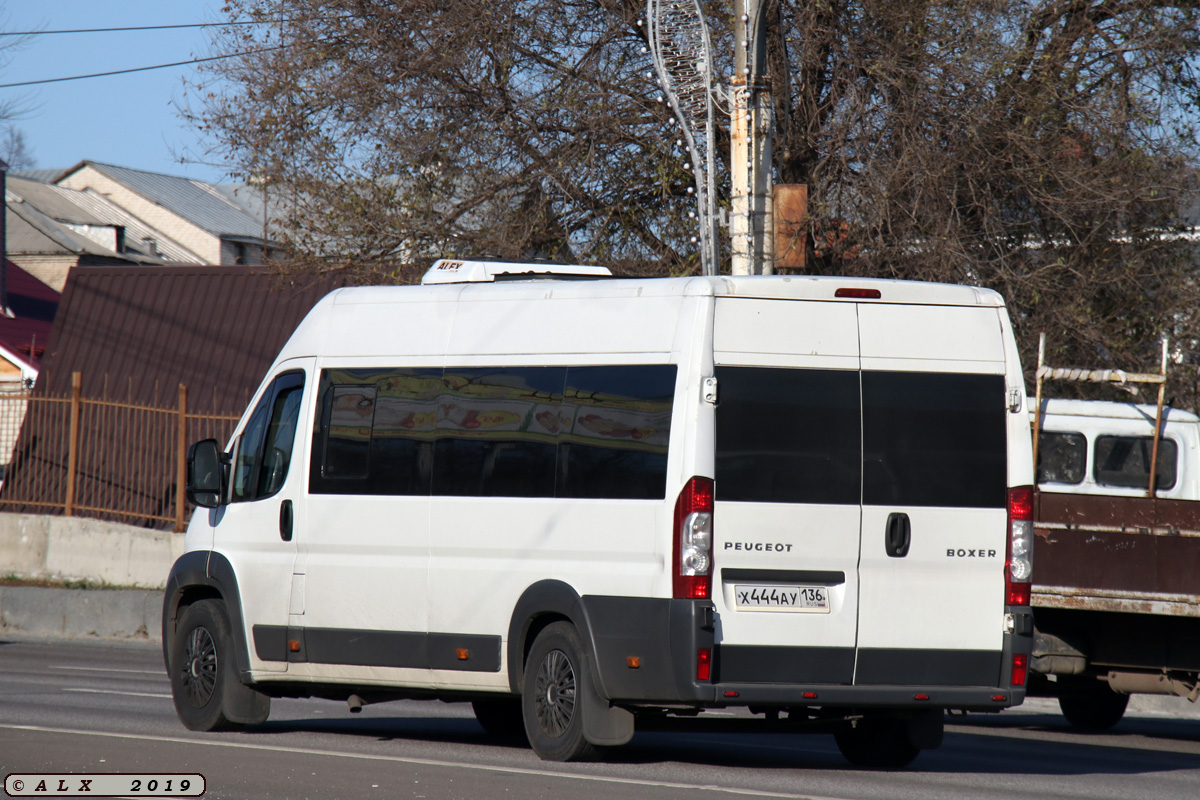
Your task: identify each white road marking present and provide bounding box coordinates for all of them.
[0,724,841,800]
[50,666,164,676]
[63,688,172,699]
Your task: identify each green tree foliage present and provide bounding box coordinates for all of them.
[189,1,1200,402]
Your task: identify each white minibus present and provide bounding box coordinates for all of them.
[165,260,1035,768]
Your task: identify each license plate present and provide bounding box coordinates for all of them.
[734,585,829,613]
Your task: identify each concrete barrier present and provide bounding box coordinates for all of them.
[0,512,182,589]
[0,585,162,642]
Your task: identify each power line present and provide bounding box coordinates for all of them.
[0,47,288,89]
[0,21,263,37]
[0,17,354,38]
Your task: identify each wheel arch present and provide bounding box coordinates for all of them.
[162,550,253,683]
[506,579,598,695]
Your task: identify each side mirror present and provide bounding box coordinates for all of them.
[187,438,225,508]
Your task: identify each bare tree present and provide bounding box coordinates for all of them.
[0,125,35,170]
[188,1,1200,402]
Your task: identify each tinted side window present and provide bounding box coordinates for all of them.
[310,368,441,495]
[557,365,676,500]
[862,371,1007,508]
[232,371,305,503]
[309,364,676,499]
[432,367,565,497]
[1094,435,1177,490]
[1037,431,1086,484]
[714,367,861,504]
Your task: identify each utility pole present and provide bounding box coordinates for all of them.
[730,0,773,275]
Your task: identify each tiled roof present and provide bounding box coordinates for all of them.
[5,197,117,258]
[34,264,345,412]
[61,161,268,240]
[6,176,198,263]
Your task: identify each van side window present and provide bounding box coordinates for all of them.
[308,364,676,500]
[310,367,441,495]
[715,366,861,504]
[558,365,676,500]
[433,367,566,497]
[1036,431,1086,484]
[231,371,306,503]
[1094,435,1177,490]
[322,385,378,480]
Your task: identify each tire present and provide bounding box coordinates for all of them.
[1058,680,1129,730]
[472,697,527,739]
[169,599,268,731]
[834,716,921,769]
[521,622,598,762]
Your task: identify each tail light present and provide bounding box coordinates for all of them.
[673,477,714,599]
[696,648,712,681]
[1006,486,1033,606]
[1011,653,1028,687]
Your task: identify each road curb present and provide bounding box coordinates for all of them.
[0,586,161,642]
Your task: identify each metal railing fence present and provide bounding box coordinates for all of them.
[0,372,240,530]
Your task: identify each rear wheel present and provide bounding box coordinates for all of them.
[169,599,268,731]
[834,716,922,769]
[1058,679,1129,730]
[521,622,598,762]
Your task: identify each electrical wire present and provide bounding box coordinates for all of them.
[0,21,263,36]
[0,47,288,89]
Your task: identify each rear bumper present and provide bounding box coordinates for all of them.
[581,596,1032,711]
[698,683,1026,711]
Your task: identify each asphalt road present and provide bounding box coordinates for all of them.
[1,636,1198,800]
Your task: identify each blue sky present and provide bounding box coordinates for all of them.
[1,1,230,183]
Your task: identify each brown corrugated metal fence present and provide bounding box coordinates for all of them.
[0,373,239,530]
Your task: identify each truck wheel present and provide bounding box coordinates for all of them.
[472,697,527,739]
[1058,681,1129,730]
[834,716,921,769]
[521,622,598,762]
[169,599,268,731]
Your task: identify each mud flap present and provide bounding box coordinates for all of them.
[905,708,944,750]
[580,655,634,746]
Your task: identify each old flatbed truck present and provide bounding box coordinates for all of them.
[1029,337,1200,728]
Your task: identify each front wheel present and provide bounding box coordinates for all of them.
[521,622,598,762]
[169,599,268,731]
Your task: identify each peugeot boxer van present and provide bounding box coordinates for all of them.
[164,260,1035,768]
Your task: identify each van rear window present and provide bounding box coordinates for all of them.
[715,367,1007,508]
[862,371,1007,509]
[714,367,860,504]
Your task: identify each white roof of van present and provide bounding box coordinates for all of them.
[323,274,1005,307]
[1039,398,1200,424]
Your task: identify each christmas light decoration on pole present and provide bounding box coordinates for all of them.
[645,0,719,276]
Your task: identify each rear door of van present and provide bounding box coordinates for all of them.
[854,304,1009,686]
[712,297,1011,687]
[712,299,863,684]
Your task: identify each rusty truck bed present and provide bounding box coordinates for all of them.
[1033,490,1200,618]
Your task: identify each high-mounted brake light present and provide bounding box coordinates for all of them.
[673,477,714,599]
[834,288,882,299]
[1006,486,1034,606]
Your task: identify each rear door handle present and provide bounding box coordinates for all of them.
[885,512,910,558]
[280,499,293,542]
